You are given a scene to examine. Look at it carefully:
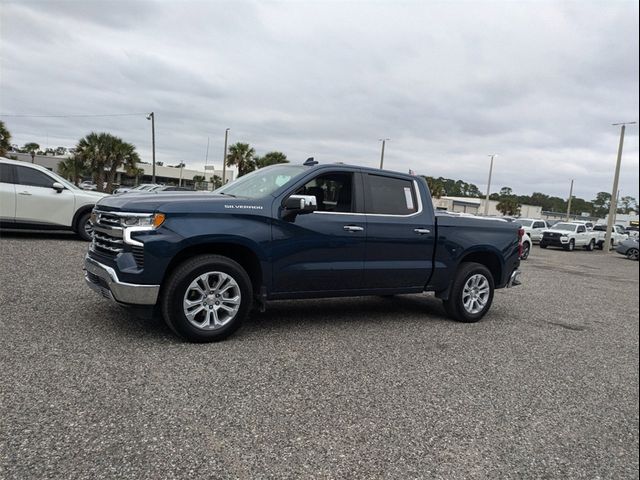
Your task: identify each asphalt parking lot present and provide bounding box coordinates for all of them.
[1,232,638,479]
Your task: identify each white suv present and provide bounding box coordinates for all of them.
[0,158,106,240]
[516,218,548,242]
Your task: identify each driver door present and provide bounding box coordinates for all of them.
[270,171,366,294]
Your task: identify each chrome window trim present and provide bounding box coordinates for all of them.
[313,180,423,218]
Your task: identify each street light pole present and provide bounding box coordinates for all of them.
[566,179,574,221]
[483,154,497,216]
[222,128,230,184]
[379,138,390,169]
[604,122,636,252]
[147,112,156,183]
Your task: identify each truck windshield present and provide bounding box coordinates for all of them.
[215,165,308,199]
[553,223,577,232]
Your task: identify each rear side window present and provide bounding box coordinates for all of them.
[16,166,55,188]
[0,164,14,183]
[365,174,418,215]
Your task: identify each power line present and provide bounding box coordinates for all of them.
[0,112,148,118]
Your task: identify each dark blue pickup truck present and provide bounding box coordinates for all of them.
[84,160,522,342]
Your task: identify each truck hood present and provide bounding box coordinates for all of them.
[94,192,268,214]
[543,228,575,235]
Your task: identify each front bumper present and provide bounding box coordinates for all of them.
[84,255,160,305]
[541,236,570,247]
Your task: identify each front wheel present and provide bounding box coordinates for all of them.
[76,211,93,241]
[161,255,253,342]
[540,242,548,249]
[443,262,495,323]
[565,239,575,251]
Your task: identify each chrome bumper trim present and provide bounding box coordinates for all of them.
[83,255,159,305]
[507,269,522,288]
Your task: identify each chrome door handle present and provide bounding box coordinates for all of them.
[343,225,364,232]
[414,228,431,235]
[18,191,32,196]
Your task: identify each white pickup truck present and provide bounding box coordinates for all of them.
[540,222,597,251]
[516,218,549,242]
[592,224,629,250]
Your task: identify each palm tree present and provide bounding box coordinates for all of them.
[75,132,140,192]
[255,151,288,169]
[105,139,140,193]
[226,142,256,177]
[57,155,87,186]
[0,121,11,156]
[23,142,40,154]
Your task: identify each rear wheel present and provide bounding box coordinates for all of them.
[627,248,639,261]
[161,255,252,342]
[585,239,595,251]
[521,243,531,260]
[443,262,495,323]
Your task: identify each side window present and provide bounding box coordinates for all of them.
[534,222,544,229]
[16,166,55,188]
[577,225,586,233]
[0,164,14,183]
[296,172,354,213]
[365,174,418,215]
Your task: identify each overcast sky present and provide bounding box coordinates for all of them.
[1,0,638,200]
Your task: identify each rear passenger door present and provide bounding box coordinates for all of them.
[0,163,16,223]
[362,173,435,289]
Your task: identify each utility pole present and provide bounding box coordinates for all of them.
[566,179,574,221]
[179,163,184,187]
[483,154,497,216]
[147,112,156,183]
[379,138,389,169]
[604,122,636,251]
[222,128,230,184]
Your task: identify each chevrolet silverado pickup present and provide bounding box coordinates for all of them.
[84,160,523,342]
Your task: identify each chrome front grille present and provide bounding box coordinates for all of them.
[93,232,124,254]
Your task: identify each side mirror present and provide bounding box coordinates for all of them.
[52,182,65,193]
[284,195,317,214]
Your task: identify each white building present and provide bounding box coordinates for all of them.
[7,152,236,189]
[432,196,543,218]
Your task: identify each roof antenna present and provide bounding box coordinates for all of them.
[304,157,318,166]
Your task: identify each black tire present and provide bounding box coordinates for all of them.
[76,211,93,241]
[540,243,548,249]
[596,241,604,250]
[586,239,595,251]
[443,262,495,323]
[521,243,531,260]
[627,248,639,261]
[565,239,575,251]
[161,255,253,342]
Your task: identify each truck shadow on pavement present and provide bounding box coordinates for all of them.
[106,294,450,342]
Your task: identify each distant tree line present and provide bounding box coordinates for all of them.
[424,175,637,217]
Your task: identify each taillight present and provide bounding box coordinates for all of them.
[518,228,525,257]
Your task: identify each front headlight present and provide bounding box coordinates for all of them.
[121,213,165,228]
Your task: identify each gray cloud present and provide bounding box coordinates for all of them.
[1,0,638,200]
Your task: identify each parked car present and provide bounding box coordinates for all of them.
[521,232,532,260]
[516,218,548,243]
[571,220,594,230]
[592,224,628,249]
[80,180,97,191]
[625,226,639,238]
[540,222,597,251]
[113,184,162,194]
[0,157,107,240]
[84,161,523,342]
[615,238,639,260]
